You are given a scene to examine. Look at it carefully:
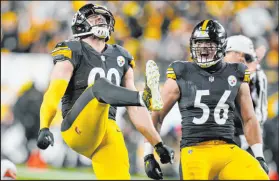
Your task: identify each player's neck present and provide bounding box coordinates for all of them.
[82,37,106,53]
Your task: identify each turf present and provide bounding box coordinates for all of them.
[16,165,177,180]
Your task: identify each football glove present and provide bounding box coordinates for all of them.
[37,128,54,150]
[144,154,163,180]
[154,142,174,164]
[256,157,269,174]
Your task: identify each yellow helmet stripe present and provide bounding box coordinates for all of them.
[201,20,210,31]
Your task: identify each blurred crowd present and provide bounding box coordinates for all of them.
[1,1,278,82]
[1,1,278,179]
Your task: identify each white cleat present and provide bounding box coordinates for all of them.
[145,60,163,111]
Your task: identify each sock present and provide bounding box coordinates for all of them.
[92,78,143,107]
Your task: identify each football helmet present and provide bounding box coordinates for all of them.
[71,4,115,42]
[190,20,227,68]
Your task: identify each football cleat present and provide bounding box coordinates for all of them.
[143,60,163,111]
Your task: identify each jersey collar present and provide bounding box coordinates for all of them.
[81,41,113,56]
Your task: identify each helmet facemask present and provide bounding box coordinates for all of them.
[191,40,220,68]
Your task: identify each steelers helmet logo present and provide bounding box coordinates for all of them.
[228,75,237,86]
[117,56,125,67]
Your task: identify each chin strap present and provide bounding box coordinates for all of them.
[91,26,110,39]
[73,26,110,40]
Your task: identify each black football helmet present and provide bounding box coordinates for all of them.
[190,19,227,68]
[71,4,115,42]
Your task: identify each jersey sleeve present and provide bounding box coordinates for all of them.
[50,40,81,69]
[166,61,184,80]
[236,63,251,83]
[114,44,135,73]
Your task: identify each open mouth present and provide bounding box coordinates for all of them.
[200,53,209,62]
[201,53,209,56]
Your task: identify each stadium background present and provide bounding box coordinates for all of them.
[1,1,278,180]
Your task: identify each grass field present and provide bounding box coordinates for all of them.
[16,165,176,180]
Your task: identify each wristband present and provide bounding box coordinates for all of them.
[251,143,264,158]
[144,142,154,156]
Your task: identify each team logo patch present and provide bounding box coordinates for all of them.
[117,56,125,67]
[228,75,237,86]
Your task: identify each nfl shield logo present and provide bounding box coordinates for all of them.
[209,76,214,82]
[101,55,106,61]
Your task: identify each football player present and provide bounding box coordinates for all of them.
[143,20,269,180]
[224,35,268,153]
[36,4,174,179]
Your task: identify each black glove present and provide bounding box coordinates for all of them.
[37,128,54,150]
[144,154,163,180]
[256,157,269,174]
[154,142,174,164]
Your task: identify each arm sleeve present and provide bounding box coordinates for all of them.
[51,41,80,69]
[166,61,184,80]
[40,79,69,129]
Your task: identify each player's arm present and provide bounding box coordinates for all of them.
[123,67,163,146]
[237,81,269,174]
[237,82,262,146]
[152,78,180,132]
[124,67,175,179]
[144,78,180,155]
[37,61,73,150]
[144,64,180,156]
[143,77,180,180]
[37,42,76,150]
[40,61,73,129]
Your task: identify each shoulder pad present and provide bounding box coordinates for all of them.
[52,40,81,53]
[51,40,82,65]
[166,61,187,80]
[113,44,135,68]
[63,39,82,52]
[235,63,250,83]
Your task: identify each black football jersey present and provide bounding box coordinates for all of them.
[51,39,135,120]
[166,61,250,148]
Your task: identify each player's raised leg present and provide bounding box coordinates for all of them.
[61,74,163,158]
[61,85,111,158]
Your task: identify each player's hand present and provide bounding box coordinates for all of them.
[37,128,54,150]
[144,154,163,180]
[154,142,174,164]
[256,157,269,174]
